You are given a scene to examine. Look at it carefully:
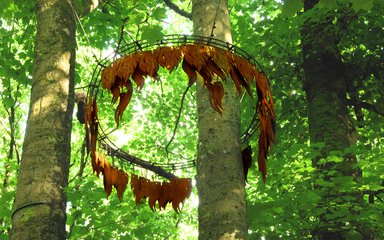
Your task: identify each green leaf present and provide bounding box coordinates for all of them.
[326,155,343,163]
[369,212,384,222]
[282,0,302,17]
[3,97,15,108]
[318,0,338,8]
[315,178,335,187]
[350,0,374,11]
[152,7,166,20]
[273,207,284,214]
[14,90,22,99]
[141,25,164,43]
[343,230,363,240]
[303,191,321,203]
[0,0,13,15]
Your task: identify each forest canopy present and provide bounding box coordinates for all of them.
[0,0,383,239]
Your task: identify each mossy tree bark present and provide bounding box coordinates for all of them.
[301,1,370,239]
[11,0,76,239]
[192,0,248,239]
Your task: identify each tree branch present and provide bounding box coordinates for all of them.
[165,85,191,154]
[346,98,384,117]
[99,141,178,180]
[163,0,192,20]
[359,101,384,117]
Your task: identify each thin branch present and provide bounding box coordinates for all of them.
[228,0,238,14]
[115,24,125,54]
[67,209,81,239]
[165,85,191,154]
[99,142,178,179]
[359,101,384,117]
[363,189,384,204]
[68,139,88,184]
[210,0,222,37]
[346,98,384,117]
[13,141,20,165]
[67,0,99,61]
[163,218,182,239]
[163,0,192,20]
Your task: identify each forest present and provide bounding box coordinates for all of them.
[0,0,383,239]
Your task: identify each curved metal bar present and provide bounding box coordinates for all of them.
[88,34,264,171]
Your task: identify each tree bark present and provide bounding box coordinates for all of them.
[301,1,370,239]
[192,0,248,239]
[11,0,76,239]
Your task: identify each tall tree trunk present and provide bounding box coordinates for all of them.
[192,0,248,239]
[301,1,369,239]
[11,0,76,239]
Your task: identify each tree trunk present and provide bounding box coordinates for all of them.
[192,0,248,239]
[11,0,76,239]
[301,1,369,239]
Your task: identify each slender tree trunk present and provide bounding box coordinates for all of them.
[301,1,371,239]
[11,0,76,239]
[192,0,248,239]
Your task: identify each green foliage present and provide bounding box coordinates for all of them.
[318,0,339,9]
[1,0,383,239]
[0,1,34,236]
[350,0,374,11]
[317,0,376,10]
[232,0,384,238]
[141,25,164,43]
[282,0,302,17]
